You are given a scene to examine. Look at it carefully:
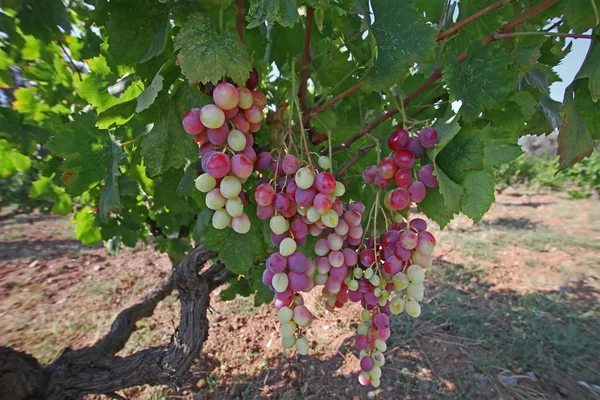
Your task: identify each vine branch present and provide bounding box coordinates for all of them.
[298,7,315,124]
[494,31,593,39]
[482,0,560,44]
[234,0,245,42]
[436,0,513,41]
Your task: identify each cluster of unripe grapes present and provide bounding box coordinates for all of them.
[363,127,439,209]
[183,70,265,233]
[351,217,436,387]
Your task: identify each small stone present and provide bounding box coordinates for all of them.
[557,386,568,396]
[344,373,352,379]
[555,285,572,293]
[526,372,537,381]
[93,265,102,271]
[195,378,207,389]
[498,374,518,386]
[367,391,376,399]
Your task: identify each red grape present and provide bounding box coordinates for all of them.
[314,172,336,194]
[255,152,273,172]
[363,165,377,183]
[282,154,299,175]
[394,149,415,169]
[207,123,229,145]
[313,193,332,214]
[408,181,426,203]
[246,68,259,91]
[205,151,231,179]
[388,128,408,150]
[394,168,412,188]
[231,154,253,179]
[418,127,438,148]
[407,137,425,158]
[213,82,239,110]
[255,183,276,206]
[374,172,391,189]
[378,157,397,180]
[182,108,205,135]
[418,164,438,187]
[390,188,409,210]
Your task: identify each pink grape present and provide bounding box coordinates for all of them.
[262,268,274,286]
[358,371,371,386]
[355,335,368,350]
[205,151,231,179]
[407,137,425,158]
[245,105,263,123]
[270,231,289,246]
[400,230,418,250]
[289,271,309,292]
[416,234,435,255]
[231,113,250,133]
[239,146,256,163]
[281,202,297,218]
[326,233,343,251]
[282,154,299,174]
[223,106,238,119]
[330,265,347,281]
[393,242,411,260]
[394,168,412,188]
[200,143,215,157]
[410,218,428,232]
[290,218,308,238]
[374,313,389,329]
[334,219,349,236]
[388,128,409,150]
[244,132,254,147]
[381,230,400,247]
[360,249,375,266]
[316,257,331,274]
[274,193,291,212]
[194,130,209,145]
[390,188,409,210]
[249,122,261,133]
[418,164,439,187]
[207,123,229,145]
[378,157,397,180]
[315,238,329,256]
[314,172,336,194]
[348,226,363,240]
[182,108,205,135]
[342,248,358,266]
[374,172,391,189]
[394,149,415,169]
[257,204,274,219]
[255,152,273,172]
[255,183,275,206]
[362,165,377,183]
[382,247,394,261]
[328,251,344,268]
[418,127,438,148]
[313,193,332,214]
[285,180,298,200]
[295,187,317,207]
[231,154,253,179]
[344,210,362,227]
[267,253,287,273]
[332,199,343,216]
[349,201,365,214]
[289,251,309,273]
[213,82,239,110]
[408,181,426,203]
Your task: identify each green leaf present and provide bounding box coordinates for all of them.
[417,187,456,230]
[75,207,102,245]
[16,0,69,43]
[12,87,50,122]
[511,91,537,118]
[203,225,264,275]
[247,0,299,29]
[154,237,193,261]
[136,73,164,112]
[435,127,483,183]
[105,0,170,65]
[483,144,523,168]
[461,170,495,223]
[575,40,600,101]
[96,100,137,129]
[192,209,212,243]
[558,84,596,169]
[362,0,436,91]
[140,84,207,177]
[78,56,142,112]
[0,139,31,177]
[174,13,253,85]
[562,0,600,33]
[433,166,463,213]
[48,113,123,196]
[99,134,127,220]
[443,41,516,121]
[29,176,73,215]
[574,85,600,139]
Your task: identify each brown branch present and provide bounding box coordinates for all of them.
[298,7,314,113]
[482,0,560,44]
[494,31,593,39]
[18,246,232,399]
[436,0,513,41]
[336,144,376,178]
[56,39,82,81]
[311,83,362,116]
[234,0,245,43]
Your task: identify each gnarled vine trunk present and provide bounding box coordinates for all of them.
[0,246,231,399]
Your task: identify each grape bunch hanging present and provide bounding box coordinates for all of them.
[182,69,265,234]
[184,68,439,388]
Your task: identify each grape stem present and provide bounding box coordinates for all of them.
[313,115,333,173]
[120,139,135,147]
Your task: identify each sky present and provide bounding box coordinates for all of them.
[549,36,592,102]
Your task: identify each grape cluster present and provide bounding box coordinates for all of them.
[350,217,436,387]
[257,155,352,353]
[183,70,266,233]
[363,127,439,210]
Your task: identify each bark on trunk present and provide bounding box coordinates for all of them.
[0,246,232,399]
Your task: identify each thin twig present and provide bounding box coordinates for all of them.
[336,144,376,178]
[311,83,362,115]
[482,0,560,44]
[120,140,135,147]
[494,31,593,39]
[436,0,513,41]
[56,39,82,80]
[234,0,245,42]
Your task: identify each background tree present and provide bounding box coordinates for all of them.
[0,0,598,398]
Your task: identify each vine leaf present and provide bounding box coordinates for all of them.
[28,176,73,215]
[247,0,299,29]
[136,73,164,113]
[105,0,170,65]
[0,139,31,177]
[443,41,516,121]
[362,0,436,91]
[99,134,127,220]
[562,0,600,33]
[558,83,596,169]
[75,207,102,245]
[575,39,600,102]
[140,84,208,177]
[174,13,252,85]
[47,113,126,196]
[16,0,70,43]
[461,170,495,223]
